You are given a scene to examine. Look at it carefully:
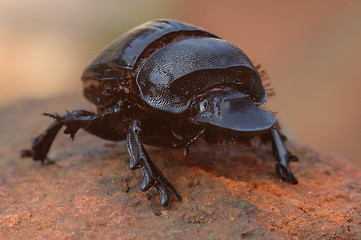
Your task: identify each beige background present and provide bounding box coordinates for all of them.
[1,0,360,167]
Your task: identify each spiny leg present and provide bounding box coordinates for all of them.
[22,108,125,163]
[269,126,298,184]
[126,120,181,207]
[21,110,97,163]
[21,120,63,163]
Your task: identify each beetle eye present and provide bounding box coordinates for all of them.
[199,100,208,112]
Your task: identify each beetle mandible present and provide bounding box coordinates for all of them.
[22,19,298,207]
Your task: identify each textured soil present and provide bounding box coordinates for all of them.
[1,94,360,239]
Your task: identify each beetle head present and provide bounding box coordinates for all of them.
[190,88,275,135]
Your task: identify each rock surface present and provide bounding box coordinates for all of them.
[1,94,361,239]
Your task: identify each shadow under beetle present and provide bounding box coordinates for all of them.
[22,19,298,207]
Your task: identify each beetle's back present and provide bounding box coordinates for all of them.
[82,19,217,110]
[86,20,216,71]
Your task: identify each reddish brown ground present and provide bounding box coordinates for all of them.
[0,94,360,239]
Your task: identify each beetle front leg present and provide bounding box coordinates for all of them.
[126,121,181,207]
[21,120,63,163]
[21,108,126,163]
[21,110,97,163]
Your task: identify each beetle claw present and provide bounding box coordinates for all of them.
[276,162,298,184]
[139,164,181,206]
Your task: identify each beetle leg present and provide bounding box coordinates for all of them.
[269,127,298,184]
[127,121,181,207]
[21,110,96,163]
[21,108,126,163]
[21,120,63,163]
[183,128,205,157]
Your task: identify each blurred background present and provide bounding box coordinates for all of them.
[1,0,360,167]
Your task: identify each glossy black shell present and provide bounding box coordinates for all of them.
[22,20,298,204]
[82,19,266,113]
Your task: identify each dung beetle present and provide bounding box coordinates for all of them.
[22,19,298,207]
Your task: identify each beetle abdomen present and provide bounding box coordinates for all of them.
[136,37,264,113]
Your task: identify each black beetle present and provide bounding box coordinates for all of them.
[22,19,298,207]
